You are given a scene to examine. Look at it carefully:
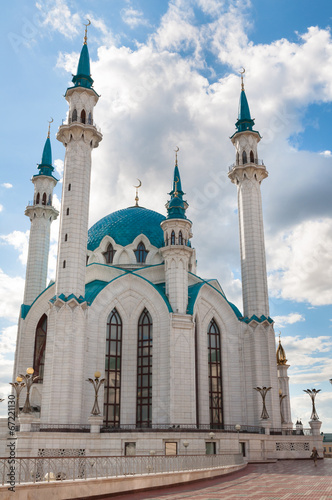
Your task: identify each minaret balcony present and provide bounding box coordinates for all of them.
[61,117,102,133]
[228,158,265,171]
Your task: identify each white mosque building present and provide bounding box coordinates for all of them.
[1,29,323,462]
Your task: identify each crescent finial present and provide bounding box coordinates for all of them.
[134,179,142,189]
[134,179,141,206]
[240,67,245,90]
[47,117,54,138]
[174,146,179,166]
[83,19,91,44]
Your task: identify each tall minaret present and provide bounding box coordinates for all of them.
[160,151,193,314]
[55,22,102,298]
[276,335,292,427]
[23,123,58,305]
[41,24,102,424]
[228,72,269,319]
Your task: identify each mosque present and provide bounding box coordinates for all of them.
[2,27,323,462]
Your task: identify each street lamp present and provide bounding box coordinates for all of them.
[9,376,26,417]
[303,389,321,421]
[209,431,215,439]
[183,441,189,455]
[254,386,272,419]
[235,424,241,454]
[87,371,105,415]
[19,368,39,414]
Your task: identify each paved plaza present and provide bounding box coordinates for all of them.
[100,459,332,500]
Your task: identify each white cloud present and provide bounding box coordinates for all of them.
[0,230,29,266]
[0,269,25,322]
[0,205,3,213]
[320,150,332,157]
[54,159,64,179]
[273,313,305,329]
[121,7,150,29]
[0,325,17,355]
[267,219,332,306]
[1,183,12,189]
[36,0,81,38]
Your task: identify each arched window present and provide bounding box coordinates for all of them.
[207,319,223,428]
[36,192,40,204]
[236,152,240,165]
[178,231,183,245]
[104,309,122,428]
[63,260,66,268]
[137,309,153,428]
[134,242,149,263]
[250,150,254,163]
[81,109,86,124]
[66,208,70,215]
[48,194,52,206]
[68,183,71,191]
[88,112,92,125]
[65,234,68,242]
[171,231,176,245]
[165,233,169,246]
[42,193,47,205]
[103,243,116,264]
[72,109,77,122]
[242,151,247,164]
[33,314,47,383]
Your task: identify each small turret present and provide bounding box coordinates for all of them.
[277,336,288,365]
[166,151,188,220]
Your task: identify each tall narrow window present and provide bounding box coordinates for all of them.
[207,319,223,428]
[165,233,169,246]
[134,242,148,263]
[81,109,86,124]
[42,193,47,205]
[72,109,77,122]
[33,314,47,383]
[236,152,240,165]
[103,243,116,264]
[48,194,52,205]
[66,208,69,215]
[171,231,175,245]
[250,150,254,163]
[178,231,183,245]
[68,183,71,191]
[88,112,92,125]
[104,309,122,427]
[242,151,247,164]
[136,309,152,428]
[36,193,40,204]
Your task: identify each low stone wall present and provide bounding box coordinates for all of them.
[0,463,246,500]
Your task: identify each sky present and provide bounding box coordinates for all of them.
[0,0,331,430]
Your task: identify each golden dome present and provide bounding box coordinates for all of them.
[276,337,287,365]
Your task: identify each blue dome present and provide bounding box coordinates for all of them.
[87,206,166,251]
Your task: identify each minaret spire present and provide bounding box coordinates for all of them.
[83,19,90,45]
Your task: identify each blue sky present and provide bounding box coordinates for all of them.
[0,0,331,429]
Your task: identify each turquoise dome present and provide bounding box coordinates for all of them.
[87,206,166,251]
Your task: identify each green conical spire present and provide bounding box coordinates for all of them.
[233,70,259,135]
[71,21,93,89]
[166,150,188,220]
[36,123,55,177]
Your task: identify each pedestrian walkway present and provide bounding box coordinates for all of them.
[103,459,332,500]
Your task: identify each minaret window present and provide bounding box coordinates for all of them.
[33,314,47,383]
[179,231,183,245]
[207,319,223,428]
[63,260,66,268]
[250,150,254,163]
[242,151,247,164]
[68,184,71,191]
[48,194,52,205]
[171,231,175,245]
[66,208,70,215]
[72,109,77,122]
[36,193,40,204]
[104,308,122,428]
[236,152,239,165]
[136,308,152,428]
[65,234,68,242]
[88,112,92,125]
[42,193,47,205]
[134,242,148,263]
[103,243,116,264]
[165,233,169,246]
[81,109,86,124]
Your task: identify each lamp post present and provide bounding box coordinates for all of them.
[279,389,287,424]
[183,441,189,455]
[303,389,321,421]
[254,386,272,419]
[9,377,26,417]
[19,368,39,414]
[87,371,105,415]
[235,424,241,454]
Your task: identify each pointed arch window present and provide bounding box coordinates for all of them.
[81,109,86,124]
[48,194,52,206]
[42,193,47,205]
[103,243,116,264]
[88,112,92,125]
[236,152,240,166]
[178,231,183,245]
[242,151,247,164]
[207,319,223,428]
[36,192,40,204]
[171,231,176,245]
[137,309,153,428]
[104,309,122,428]
[165,233,169,246]
[72,109,77,122]
[250,150,254,163]
[33,314,47,383]
[134,242,149,263]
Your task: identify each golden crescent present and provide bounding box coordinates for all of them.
[134,179,142,188]
[240,67,245,75]
[175,176,179,183]
[174,146,179,153]
[84,19,91,27]
[48,117,54,124]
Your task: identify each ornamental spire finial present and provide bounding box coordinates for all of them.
[240,67,245,91]
[47,117,53,139]
[134,179,141,207]
[174,146,179,167]
[83,19,91,45]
